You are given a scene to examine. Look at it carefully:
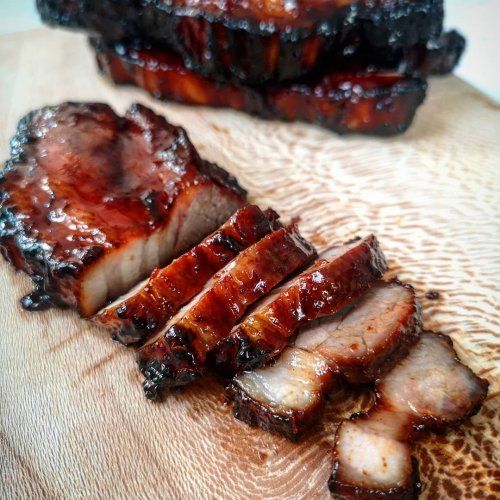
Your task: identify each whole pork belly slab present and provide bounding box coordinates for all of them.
[94,205,279,345]
[0,102,245,316]
[93,39,427,137]
[228,280,421,439]
[38,0,443,84]
[329,332,489,498]
[214,235,388,374]
[138,224,316,398]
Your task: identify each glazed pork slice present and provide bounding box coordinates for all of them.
[137,224,316,398]
[94,205,278,345]
[227,281,421,439]
[93,38,427,137]
[0,102,245,316]
[214,235,388,374]
[329,332,489,498]
[38,0,443,84]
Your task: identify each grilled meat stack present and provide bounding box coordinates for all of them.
[37,0,464,135]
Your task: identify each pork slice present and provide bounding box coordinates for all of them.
[137,224,316,398]
[0,102,245,316]
[329,332,489,498]
[214,235,388,374]
[228,280,421,439]
[93,205,278,345]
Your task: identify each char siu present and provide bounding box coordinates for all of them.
[0,103,245,316]
[137,224,316,398]
[93,38,427,137]
[37,0,444,84]
[95,205,279,345]
[329,332,489,498]
[214,235,388,374]
[227,281,421,439]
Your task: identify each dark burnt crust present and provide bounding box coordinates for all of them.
[225,380,330,441]
[138,325,204,399]
[93,37,427,137]
[38,0,443,84]
[328,452,421,500]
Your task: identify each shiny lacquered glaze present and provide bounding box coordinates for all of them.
[94,39,427,136]
[214,235,388,374]
[329,332,489,498]
[227,280,421,439]
[38,0,444,84]
[94,205,279,345]
[137,224,316,399]
[0,102,245,315]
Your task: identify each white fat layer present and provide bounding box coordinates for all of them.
[380,332,485,422]
[80,184,241,316]
[234,347,331,412]
[336,421,412,489]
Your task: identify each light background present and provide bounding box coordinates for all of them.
[0,0,499,102]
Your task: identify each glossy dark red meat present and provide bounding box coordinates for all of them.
[214,235,388,374]
[0,102,245,316]
[227,280,421,440]
[37,0,444,84]
[137,224,316,398]
[329,332,489,498]
[93,39,427,136]
[94,205,279,345]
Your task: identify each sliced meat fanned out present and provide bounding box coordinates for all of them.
[93,39,427,137]
[0,103,245,316]
[329,332,489,499]
[94,205,279,345]
[227,281,421,439]
[214,235,388,374]
[137,225,316,399]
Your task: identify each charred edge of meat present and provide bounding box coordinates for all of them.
[93,38,427,137]
[138,325,204,399]
[225,381,326,441]
[328,456,422,500]
[38,0,443,84]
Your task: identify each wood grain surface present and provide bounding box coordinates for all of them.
[0,29,499,500]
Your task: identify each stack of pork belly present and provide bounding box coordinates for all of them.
[37,0,465,136]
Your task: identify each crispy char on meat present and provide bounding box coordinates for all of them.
[137,224,316,399]
[227,280,421,440]
[37,0,443,84]
[0,102,245,316]
[214,235,388,374]
[93,38,427,137]
[329,332,489,499]
[94,205,279,345]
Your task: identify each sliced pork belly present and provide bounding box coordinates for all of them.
[0,103,245,316]
[329,332,489,498]
[214,235,388,374]
[228,281,421,439]
[137,225,316,398]
[94,205,278,345]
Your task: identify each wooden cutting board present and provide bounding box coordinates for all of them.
[0,29,498,500]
